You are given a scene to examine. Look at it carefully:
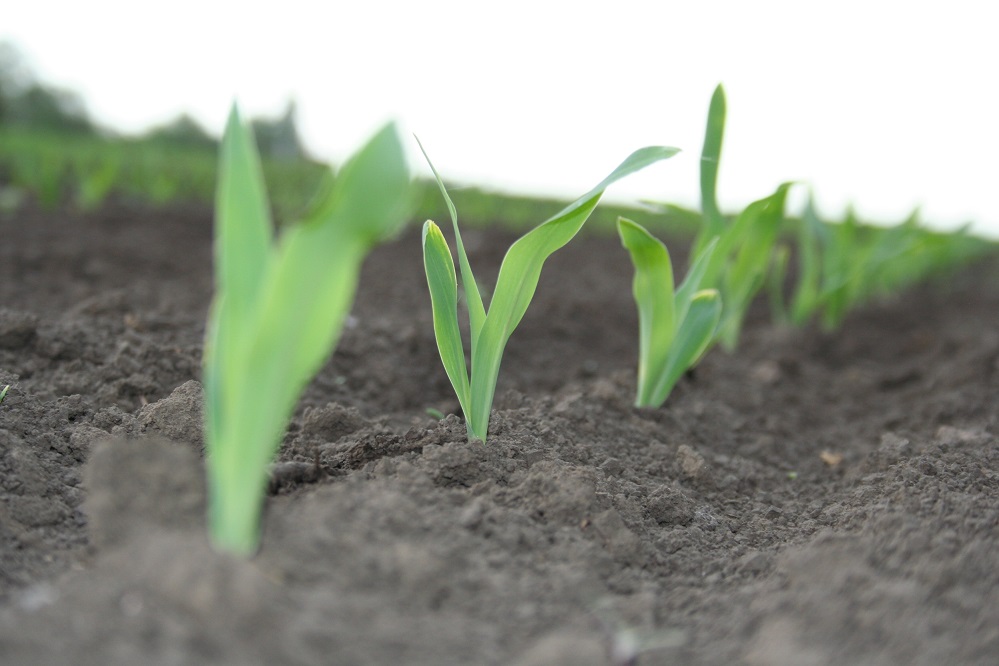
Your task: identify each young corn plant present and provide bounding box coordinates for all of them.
[203,107,412,556]
[421,142,680,443]
[0,385,9,406]
[701,183,794,349]
[691,84,793,350]
[617,218,722,408]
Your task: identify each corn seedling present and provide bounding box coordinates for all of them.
[0,385,9,405]
[703,184,794,349]
[617,218,722,407]
[203,107,412,555]
[421,142,679,443]
[691,84,794,351]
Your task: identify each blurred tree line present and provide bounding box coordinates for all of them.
[0,42,307,160]
[0,42,93,134]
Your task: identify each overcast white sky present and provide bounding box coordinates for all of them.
[3,1,998,235]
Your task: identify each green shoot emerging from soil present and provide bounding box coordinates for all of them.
[203,107,412,556]
[617,219,722,407]
[692,84,793,351]
[617,85,793,408]
[420,141,679,443]
[0,385,9,406]
[699,183,793,349]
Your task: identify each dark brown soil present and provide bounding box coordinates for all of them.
[1,199,997,665]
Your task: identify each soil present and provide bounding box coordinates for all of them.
[1,198,997,665]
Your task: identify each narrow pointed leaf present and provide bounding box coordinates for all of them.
[252,122,412,387]
[416,138,486,344]
[617,217,676,406]
[695,84,727,255]
[208,235,363,554]
[204,107,274,497]
[716,182,793,349]
[649,289,722,406]
[214,106,273,319]
[422,220,472,415]
[487,146,679,341]
[724,183,793,300]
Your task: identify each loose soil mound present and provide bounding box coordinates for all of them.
[1,200,997,665]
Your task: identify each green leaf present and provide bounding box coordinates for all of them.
[257,122,412,388]
[203,106,274,500]
[208,236,364,555]
[694,84,727,255]
[675,237,719,321]
[305,123,412,245]
[716,182,793,349]
[204,118,412,555]
[415,137,486,347]
[214,105,273,323]
[725,184,793,297]
[617,217,676,406]
[648,289,722,406]
[789,195,823,325]
[422,220,472,416]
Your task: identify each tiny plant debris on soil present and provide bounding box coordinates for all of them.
[0,83,997,664]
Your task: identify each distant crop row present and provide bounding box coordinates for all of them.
[0,128,327,219]
[0,126,680,237]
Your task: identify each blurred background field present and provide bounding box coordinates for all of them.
[0,36,992,289]
[4,1,996,238]
[0,41,688,235]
